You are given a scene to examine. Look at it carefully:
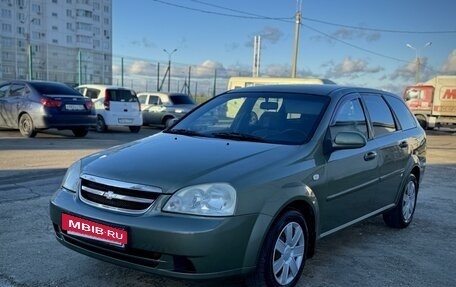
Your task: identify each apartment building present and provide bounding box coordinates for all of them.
[0,0,112,85]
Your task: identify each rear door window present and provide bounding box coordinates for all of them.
[362,94,397,137]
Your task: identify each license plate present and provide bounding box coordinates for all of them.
[118,118,133,124]
[61,213,127,247]
[65,104,85,111]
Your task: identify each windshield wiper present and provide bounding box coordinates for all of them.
[166,129,204,137]
[211,132,267,142]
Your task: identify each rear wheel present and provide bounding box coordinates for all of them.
[19,114,37,138]
[247,209,308,287]
[96,116,107,132]
[383,174,418,228]
[72,127,89,137]
[415,115,428,130]
[129,126,141,133]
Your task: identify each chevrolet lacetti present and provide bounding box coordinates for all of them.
[50,85,426,287]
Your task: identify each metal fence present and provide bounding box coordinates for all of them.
[0,40,250,101]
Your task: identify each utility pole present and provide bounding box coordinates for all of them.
[163,48,178,92]
[291,0,302,78]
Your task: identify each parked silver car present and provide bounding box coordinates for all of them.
[137,92,195,127]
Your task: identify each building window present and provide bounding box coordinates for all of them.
[52,12,58,17]
[66,9,72,17]
[66,23,73,30]
[31,3,40,13]
[52,0,58,3]
[1,9,12,18]
[2,23,12,33]
[66,0,72,3]
[67,35,72,44]
[52,39,58,44]
[52,26,58,31]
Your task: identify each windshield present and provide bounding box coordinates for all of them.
[166,91,329,145]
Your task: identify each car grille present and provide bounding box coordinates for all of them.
[79,174,162,214]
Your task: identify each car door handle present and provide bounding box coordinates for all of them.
[399,141,408,148]
[364,151,377,161]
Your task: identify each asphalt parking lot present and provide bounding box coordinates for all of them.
[0,127,455,287]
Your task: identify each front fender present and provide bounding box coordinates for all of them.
[241,183,319,270]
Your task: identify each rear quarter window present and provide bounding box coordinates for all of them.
[384,94,417,130]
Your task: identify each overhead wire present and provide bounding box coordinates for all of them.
[151,0,447,69]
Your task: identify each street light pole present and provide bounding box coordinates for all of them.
[406,42,432,83]
[163,48,178,92]
[291,8,301,78]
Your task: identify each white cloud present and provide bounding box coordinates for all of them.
[129,60,155,75]
[324,57,383,79]
[441,49,456,74]
[246,26,284,47]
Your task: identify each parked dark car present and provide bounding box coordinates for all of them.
[137,92,196,127]
[0,80,96,137]
[50,85,426,286]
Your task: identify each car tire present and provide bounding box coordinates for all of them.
[96,116,107,133]
[72,127,89,137]
[383,174,418,228]
[246,209,308,287]
[19,113,37,138]
[164,117,175,128]
[415,115,429,130]
[129,126,141,133]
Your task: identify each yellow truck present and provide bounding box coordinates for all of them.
[404,75,456,129]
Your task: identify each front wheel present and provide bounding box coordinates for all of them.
[19,113,37,138]
[383,174,418,228]
[246,209,308,287]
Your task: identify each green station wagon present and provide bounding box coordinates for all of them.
[50,85,426,287]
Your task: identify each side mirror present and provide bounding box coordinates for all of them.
[332,131,367,150]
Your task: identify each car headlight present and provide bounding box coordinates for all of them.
[163,183,236,216]
[174,108,184,113]
[62,160,82,193]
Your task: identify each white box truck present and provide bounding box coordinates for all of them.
[404,75,456,129]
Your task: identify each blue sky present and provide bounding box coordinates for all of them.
[112,0,456,93]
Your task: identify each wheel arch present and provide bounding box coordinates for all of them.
[161,114,175,125]
[242,194,319,273]
[16,111,28,128]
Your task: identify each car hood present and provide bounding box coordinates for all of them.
[81,132,302,193]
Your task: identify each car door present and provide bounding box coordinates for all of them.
[361,93,409,209]
[0,83,26,128]
[318,95,380,235]
[0,84,11,127]
[145,95,164,125]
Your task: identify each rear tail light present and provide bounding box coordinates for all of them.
[40,98,62,108]
[85,100,94,110]
[103,90,111,110]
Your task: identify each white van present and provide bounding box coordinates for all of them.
[227,77,336,90]
[76,85,143,133]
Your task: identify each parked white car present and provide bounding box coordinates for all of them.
[76,85,142,133]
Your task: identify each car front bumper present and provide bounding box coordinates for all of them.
[49,188,266,279]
